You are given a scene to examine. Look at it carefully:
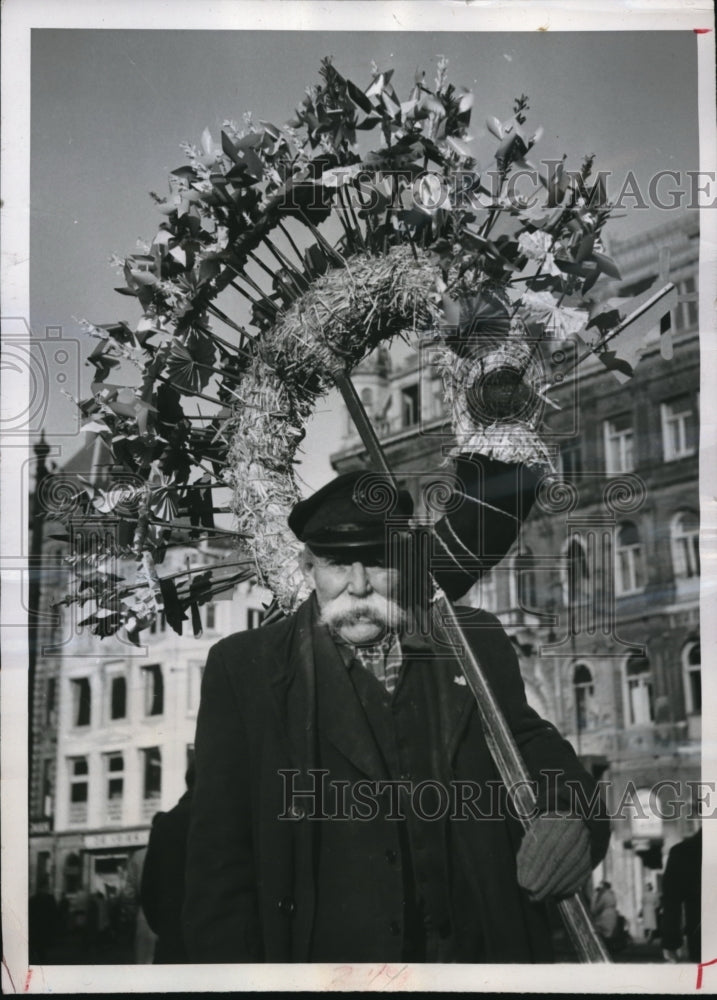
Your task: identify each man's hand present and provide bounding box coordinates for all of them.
[662,948,680,963]
[516,813,592,901]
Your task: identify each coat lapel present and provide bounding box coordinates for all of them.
[432,644,477,764]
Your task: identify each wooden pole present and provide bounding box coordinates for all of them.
[333,371,610,963]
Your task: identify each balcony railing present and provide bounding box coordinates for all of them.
[68,802,88,825]
[104,799,123,824]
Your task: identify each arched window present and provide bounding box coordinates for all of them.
[510,546,537,610]
[360,387,374,412]
[573,663,594,731]
[615,521,644,595]
[682,641,701,715]
[671,511,700,578]
[625,653,654,726]
[562,536,589,604]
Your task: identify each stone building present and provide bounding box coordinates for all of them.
[330,213,701,935]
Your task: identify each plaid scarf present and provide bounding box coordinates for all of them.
[352,634,402,695]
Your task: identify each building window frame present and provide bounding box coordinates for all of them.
[623,653,654,727]
[674,275,699,331]
[141,663,164,717]
[400,383,420,428]
[661,396,697,461]
[70,677,92,727]
[615,521,645,596]
[682,641,701,716]
[105,752,124,801]
[68,756,89,825]
[671,510,700,579]
[509,546,537,611]
[572,662,595,732]
[603,414,634,473]
[104,662,127,722]
[104,752,124,823]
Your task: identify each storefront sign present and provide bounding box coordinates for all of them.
[83,829,148,850]
[30,819,53,835]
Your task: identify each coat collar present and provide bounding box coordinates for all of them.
[312,617,389,781]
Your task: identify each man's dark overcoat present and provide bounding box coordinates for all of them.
[183,596,609,963]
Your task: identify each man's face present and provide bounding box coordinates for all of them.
[302,547,404,645]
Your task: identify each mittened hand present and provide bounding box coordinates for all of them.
[516,813,592,901]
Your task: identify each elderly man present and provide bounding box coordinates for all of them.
[183,458,609,963]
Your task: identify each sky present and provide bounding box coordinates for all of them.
[29,27,700,492]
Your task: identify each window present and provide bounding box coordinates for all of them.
[106,753,124,800]
[360,387,374,411]
[573,663,595,732]
[604,414,634,473]
[661,396,697,460]
[401,384,420,427]
[671,511,700,578]
[509,546,537,610]
[625,654,654,726]
[247,608,265,630]
[142,664,164,716]
[559,442,582,477]
[205,602,216,631]
[615,522,645,595]
[69,757,88,805]
[674,275,698,331]
[45,677,56,726]
[70,678,91,727]
[682,641,701,715]
[142,747,162,799]
[563,536,590,605]
[109,676,127,720]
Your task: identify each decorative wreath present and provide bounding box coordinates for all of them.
[56,57,630,639]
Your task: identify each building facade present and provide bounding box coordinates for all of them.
[330,213,701,935]
[28,449,270,929]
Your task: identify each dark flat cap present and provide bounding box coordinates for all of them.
[289,471,413,552]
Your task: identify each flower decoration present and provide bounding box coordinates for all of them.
[54,57,634,636]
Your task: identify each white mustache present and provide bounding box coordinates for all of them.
[318,591,406,633]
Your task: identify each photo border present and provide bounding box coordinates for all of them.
[2,0,716,992]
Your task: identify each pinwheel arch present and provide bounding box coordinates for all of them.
[66,57,624,638]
